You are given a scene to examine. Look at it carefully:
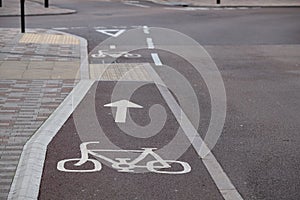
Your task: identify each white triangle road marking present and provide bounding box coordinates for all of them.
[96,29,126,37]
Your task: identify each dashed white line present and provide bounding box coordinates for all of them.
[147,38,154,49]
[143,26,150,34]
[110,45,116,49]
[151,53,163,66]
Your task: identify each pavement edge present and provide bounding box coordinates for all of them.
[7,31,92,200]
[146,0,300,7]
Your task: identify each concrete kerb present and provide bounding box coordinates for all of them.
[47,29,90,79]
[7,30,91,200]
[147,0,300,7]
[0,10,77,17]
[7,80,94,200]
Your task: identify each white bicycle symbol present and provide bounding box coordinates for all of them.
[91,50,141,58]
[57,142,191,174]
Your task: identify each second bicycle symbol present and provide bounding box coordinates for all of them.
[57,142,191,174]
[91,50,141,58]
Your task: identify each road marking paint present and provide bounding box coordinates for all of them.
[110,45,116,49]
[104,100,143,123]
[144,63,243,200]
[143,26,150,34]
[123,1,150,8]
[52,27,68,30]
[147,38,154,49]
[151,53,163,66]
[57,142,191,174]
[96,29,126,37]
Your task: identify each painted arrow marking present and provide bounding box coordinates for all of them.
[104,100,143,123]
[96,29,126,37]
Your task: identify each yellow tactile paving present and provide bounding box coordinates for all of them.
[19,33,79,45]
[90,63,153,81]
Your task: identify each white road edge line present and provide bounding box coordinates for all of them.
[144,63,243,200]
[123,2,150,8]
[151,53,163,66]
[147,38,154,49]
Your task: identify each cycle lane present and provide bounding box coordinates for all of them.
[34,27,242,199]
[38,79,224,199]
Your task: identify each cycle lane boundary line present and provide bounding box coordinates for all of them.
[144,63,243,200]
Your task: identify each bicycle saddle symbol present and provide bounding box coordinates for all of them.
[57,142,191,174]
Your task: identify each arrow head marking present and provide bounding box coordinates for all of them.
[104,100,142,108]
[96,29,126,37]
[104,100,143,123]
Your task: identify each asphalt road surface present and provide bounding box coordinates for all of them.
[1,0,300,199]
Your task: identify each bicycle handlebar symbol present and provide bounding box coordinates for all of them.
[91,50,141,58]
[57,142,191,174]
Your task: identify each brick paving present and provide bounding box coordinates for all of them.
[0,80,77,199]
[0,28,82,199]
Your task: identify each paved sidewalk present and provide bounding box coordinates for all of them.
[0,28,86,199]
[0,0,76,17]
[150,0,300,7]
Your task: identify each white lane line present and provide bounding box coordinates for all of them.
[151,53,163,66]
[110,45,116,49]
[144,63,243,200]
[52,27,68,30]
[147,38,154,49]
[143,26,150,34]
[123,2,150,8]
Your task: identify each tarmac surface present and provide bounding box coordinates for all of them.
[0,0,300,199]
[0,0,76,16]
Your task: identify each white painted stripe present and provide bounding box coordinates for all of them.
[144,63,243,200]
[123,2,150,8]
[110,45,116,49]
[147,38,154,49]
[143,26,150,34]
[151,53,163,66]
[52,27,68,30]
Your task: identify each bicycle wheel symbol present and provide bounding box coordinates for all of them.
[57,158,102,173]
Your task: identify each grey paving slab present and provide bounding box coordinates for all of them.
[0,27,88,199]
